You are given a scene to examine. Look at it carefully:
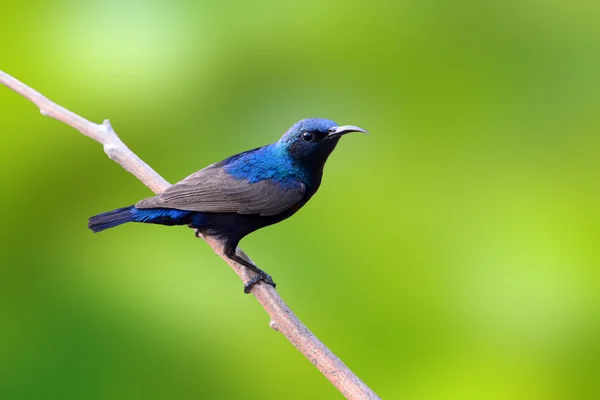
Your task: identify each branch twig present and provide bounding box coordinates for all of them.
[1,70,379,399]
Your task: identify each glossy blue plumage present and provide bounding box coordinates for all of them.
[223,145,306,188]
[88,118,366,292]
[133,208,192,223]
[222,118,338,188]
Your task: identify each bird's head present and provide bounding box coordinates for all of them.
[277,118,367,167]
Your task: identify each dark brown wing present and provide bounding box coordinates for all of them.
[135,166,305,216]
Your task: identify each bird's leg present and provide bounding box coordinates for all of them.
[223,243,276,294]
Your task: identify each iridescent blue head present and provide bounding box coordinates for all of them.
[277,118,368,166]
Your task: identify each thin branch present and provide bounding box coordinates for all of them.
[1,70,379,400]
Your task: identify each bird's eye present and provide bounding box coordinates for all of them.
[302,131,314,142]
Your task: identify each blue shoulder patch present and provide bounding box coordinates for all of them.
[223,144,306,188]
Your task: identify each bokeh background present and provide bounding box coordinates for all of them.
[1,1,599,399]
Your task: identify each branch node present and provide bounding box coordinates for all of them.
[98,119,120,148]
[100,119,116,138]
[40,108,48,116]
[103,143,120,159]
[269,320,280,332]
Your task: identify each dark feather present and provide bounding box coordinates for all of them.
[88,206,134,233]
[135,166,305,216]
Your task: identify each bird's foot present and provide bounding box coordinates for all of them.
[244,272,276,294]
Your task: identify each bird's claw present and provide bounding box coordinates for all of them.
[244,273,276,294]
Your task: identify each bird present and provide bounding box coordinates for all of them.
[88,118,367,293]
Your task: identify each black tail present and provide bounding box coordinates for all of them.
[88,206,135,233]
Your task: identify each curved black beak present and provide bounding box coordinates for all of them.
[326,125,369,140]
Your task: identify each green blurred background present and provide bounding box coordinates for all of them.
[1,1,599,399]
